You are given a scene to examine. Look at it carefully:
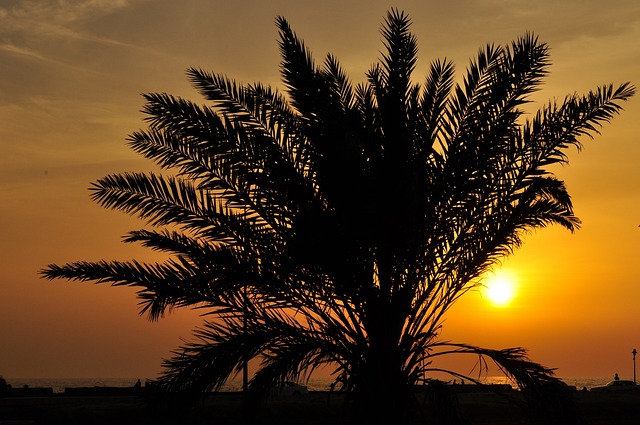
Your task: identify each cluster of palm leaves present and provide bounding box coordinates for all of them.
[42,9,634,423]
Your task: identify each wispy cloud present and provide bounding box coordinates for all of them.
[1,0,130,27]
[0,42,57,63]
[0,0,148,52]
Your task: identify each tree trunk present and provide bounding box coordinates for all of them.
[352,312,413,425]
[353,360,413,425]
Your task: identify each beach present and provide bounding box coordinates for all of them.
[2,388,640,424]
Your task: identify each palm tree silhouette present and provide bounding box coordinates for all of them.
[41,9,634,424]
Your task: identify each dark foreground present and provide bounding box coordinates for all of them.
[1,389,640,424]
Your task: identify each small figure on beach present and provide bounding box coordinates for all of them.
[614,373,620,381]
[134,379,141,388]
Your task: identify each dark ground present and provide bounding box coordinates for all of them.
[1,389,639,424]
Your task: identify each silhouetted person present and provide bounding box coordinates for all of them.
[134,379,141,388]
[614,373,620,381]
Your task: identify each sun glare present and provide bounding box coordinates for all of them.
[484,270,517,307]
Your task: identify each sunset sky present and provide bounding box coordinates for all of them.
[1,0,639,381]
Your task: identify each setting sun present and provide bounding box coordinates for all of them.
[484,270,517,307]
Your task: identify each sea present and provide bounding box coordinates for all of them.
[2,376,613,394]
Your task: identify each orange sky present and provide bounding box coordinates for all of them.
[1,0,639,380]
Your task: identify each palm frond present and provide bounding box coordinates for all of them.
[419,59,455,152]
[91,172,236,240]
[41,259,218,320]
[275,16,323,121]
[525,82,635,171]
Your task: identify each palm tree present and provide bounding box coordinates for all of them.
[41,9,634,424]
